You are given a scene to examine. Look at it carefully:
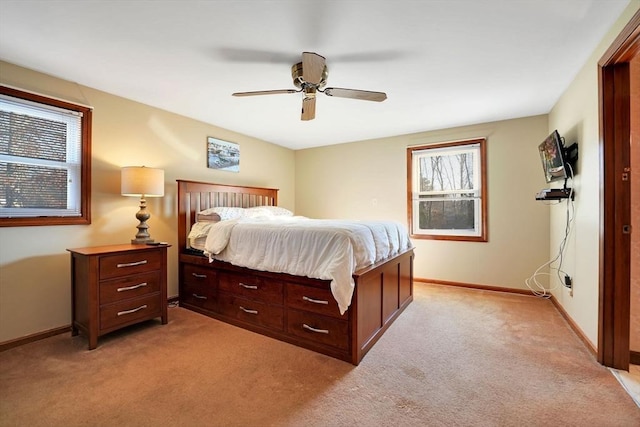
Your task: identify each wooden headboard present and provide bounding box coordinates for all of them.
[176,180,279,253]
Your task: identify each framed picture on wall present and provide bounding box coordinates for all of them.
[207,137,240,172]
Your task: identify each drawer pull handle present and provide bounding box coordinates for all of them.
[302,296,329,305]
[303,324,329,334]
[117,282,148,292]
[117,305,147,316]
[239,282,258,290]
[192,273,207,279]
[192,293,207,300]
[239,306,258,315]
[117,260,147,268]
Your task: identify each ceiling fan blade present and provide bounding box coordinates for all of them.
[301,97,316,121]
[232,89,298,97]
[302,52,326,85]
[216,48,404,64]
[324,87,387,102]
[217,48,297,64]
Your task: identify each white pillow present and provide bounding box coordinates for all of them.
[197,206,247,221]
[247,206,294,217]
[196,206,293,222]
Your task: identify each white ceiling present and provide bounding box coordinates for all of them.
[0,1,631,150]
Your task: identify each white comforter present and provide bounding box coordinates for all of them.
[199,216,412,314]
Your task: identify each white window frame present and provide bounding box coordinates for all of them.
[407,138,487,242]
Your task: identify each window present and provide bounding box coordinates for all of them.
[407,138,487,241]
[0,86,92,226]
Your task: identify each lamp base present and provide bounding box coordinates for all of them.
[131,237,155,245]
[130,196,155,245]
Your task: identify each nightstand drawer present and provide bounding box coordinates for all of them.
[100,294,161,332]
[100,271,160,304]
[100,250,162,280]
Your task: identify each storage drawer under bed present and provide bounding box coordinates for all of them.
[218,272,283,305]
[218,292,284,331]
[286,283,345,319]
[181,264,218,311]
[182,281,217,311]
[287,309,350,350]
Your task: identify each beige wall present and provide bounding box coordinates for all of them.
[295,115,551,290]
[548,1,640,348]
[0,61,295,342]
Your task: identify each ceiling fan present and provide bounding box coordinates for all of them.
[232,52,387,121]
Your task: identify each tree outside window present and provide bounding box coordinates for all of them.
[407,138,487,241]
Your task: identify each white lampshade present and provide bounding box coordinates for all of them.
[121,166,164,197]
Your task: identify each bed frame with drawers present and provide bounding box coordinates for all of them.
[177,179,413,365]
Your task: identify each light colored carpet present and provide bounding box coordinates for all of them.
[1,283,638,426]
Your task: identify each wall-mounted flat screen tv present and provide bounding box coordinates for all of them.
[539,130,568,183]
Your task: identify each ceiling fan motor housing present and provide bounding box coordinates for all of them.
[291,62,328,90]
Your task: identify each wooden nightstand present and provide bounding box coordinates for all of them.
[67,244,169,349]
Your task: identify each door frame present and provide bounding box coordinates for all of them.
[598,10,639,370]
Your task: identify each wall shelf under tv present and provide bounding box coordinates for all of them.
[535,188,575,201]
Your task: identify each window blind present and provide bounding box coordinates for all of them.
[0,94,83,217]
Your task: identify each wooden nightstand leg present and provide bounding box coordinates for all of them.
[161,305,168,325]
[88,335,98,350]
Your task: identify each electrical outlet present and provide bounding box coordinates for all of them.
[564,274,573,297]
[564,275,572,289]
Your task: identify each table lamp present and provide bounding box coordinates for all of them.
[121,166,164,244]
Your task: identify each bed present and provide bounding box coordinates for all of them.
[177,179,414,365]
